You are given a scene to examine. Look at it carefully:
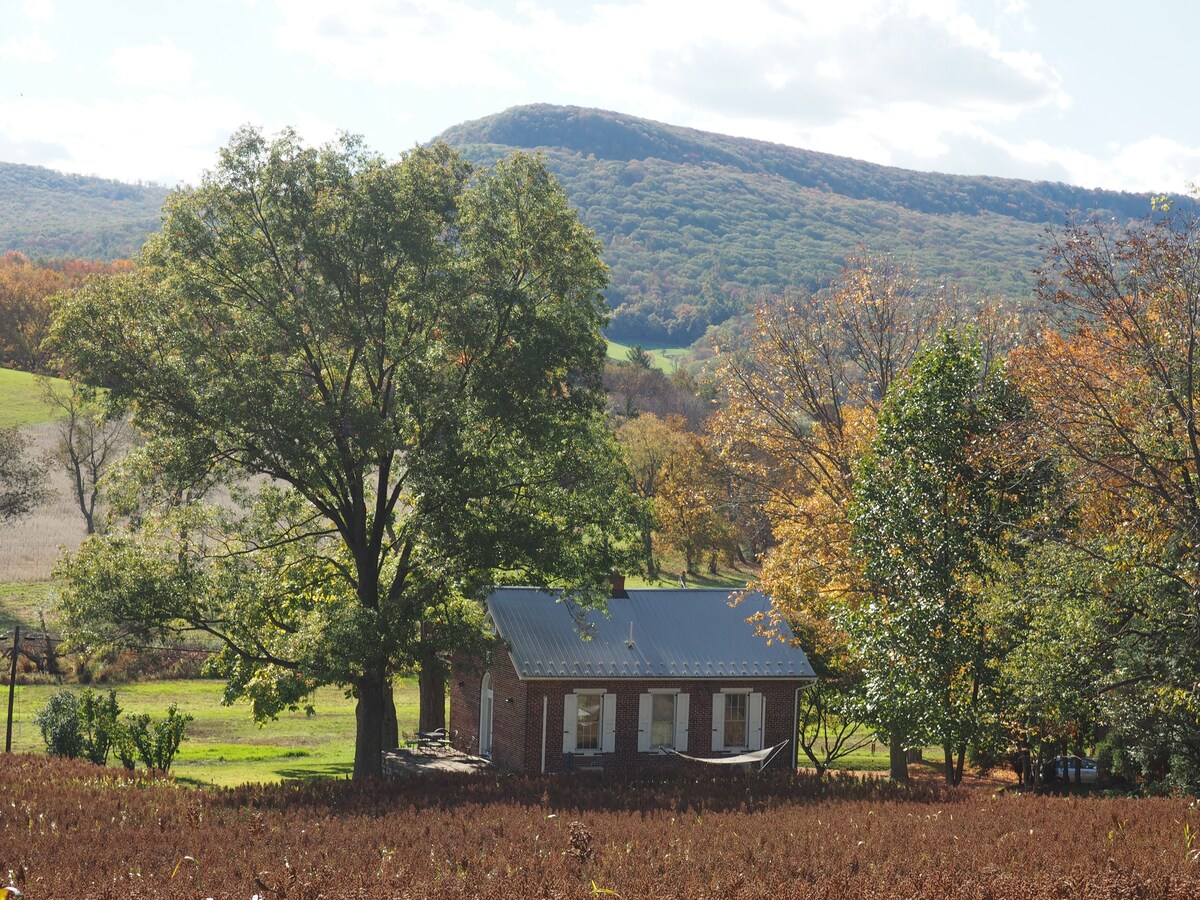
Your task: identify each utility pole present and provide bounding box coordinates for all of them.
[5,627,18,753]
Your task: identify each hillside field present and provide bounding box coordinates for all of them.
[605,339,691,372]
[0,368,63,428]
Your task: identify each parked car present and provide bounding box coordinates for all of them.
[1046,755,1100,784]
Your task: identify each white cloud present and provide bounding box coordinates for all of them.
[270,0,1069,179]
[107,38,197,89]
[1003,134,1200,194]
[21,0,54,24]
[0,94,252,184]
[0,34,54,62]
[274,0,530,89]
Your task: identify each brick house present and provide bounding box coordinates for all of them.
[449,584,816,774]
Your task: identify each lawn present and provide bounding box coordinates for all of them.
[0,367,66,428]
[4,677,426,787]
[606,338,691,373]
[0,581,57,629]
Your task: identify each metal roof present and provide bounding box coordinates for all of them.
[486,587,816,681]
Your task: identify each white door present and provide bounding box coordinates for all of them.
[480,674,494,758]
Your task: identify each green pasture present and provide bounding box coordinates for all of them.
[606,340,690,373]
[625,566,749,590]
[0,582,56,629]
[795,724,945,774]
[0,368,67,428]
[3,677,425,787]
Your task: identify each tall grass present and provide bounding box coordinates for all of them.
[0,756,1196,898]
[0,422,86,586]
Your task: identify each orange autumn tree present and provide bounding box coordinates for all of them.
[0,252,64,372]
[616,412,696,579]
[1011,211,1200,788]
[708,253,945,777]
[0,254,132,373]
[1014,212,1200,592]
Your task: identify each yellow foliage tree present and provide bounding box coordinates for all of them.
[708,254,946,778]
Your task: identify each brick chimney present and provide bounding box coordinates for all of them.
[609,573,628,599]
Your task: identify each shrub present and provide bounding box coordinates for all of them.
[34,689,192,772]
[33,689,83,758]
[34,688,123,764]
[76,689,121,765]
[123,704,192,771]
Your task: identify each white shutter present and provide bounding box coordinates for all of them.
[711,692,725,751]
[563,693,578,753]
[637,693,652,752]
[748,692,764,751]
[601,692,617,753]
[675,693,690,752]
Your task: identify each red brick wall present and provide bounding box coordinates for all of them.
[450,649,530,772]
[452,650,807,775]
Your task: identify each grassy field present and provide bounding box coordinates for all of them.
[5,677,426,787]
[606,339,691,372]
[0,368,85,585]
[0,367,67,427]
[0,581,57,628]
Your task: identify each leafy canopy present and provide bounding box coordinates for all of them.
[50,127,640,778]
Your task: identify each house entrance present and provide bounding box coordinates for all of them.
[480,673,494,758]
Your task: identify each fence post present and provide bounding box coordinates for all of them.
[6,626,19,753]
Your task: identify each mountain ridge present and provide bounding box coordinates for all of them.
[1,105,1187,344]
[0,161,168,260]
[439,104,1189,342]
[438,103,1172,226]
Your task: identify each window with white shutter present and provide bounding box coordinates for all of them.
[638,690,690,752]
[564,690,615,754]
[712,689,765,752]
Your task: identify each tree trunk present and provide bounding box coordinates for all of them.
[889,738,909,782]
[642,528,657,580]
[1018,749,1032,786]
[954,743,966,785]
[353,671,387,778]
[382,679,398,750]
[418,660,447,734]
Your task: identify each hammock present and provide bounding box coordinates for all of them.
[666,740,790,772]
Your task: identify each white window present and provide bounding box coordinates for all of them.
[637,690,690,752]
[563,690,616,754]
[724,692,747,747]
[711,690,764,752]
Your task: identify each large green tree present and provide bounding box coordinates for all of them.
[848,331,1054,784]
[50,128,639,778]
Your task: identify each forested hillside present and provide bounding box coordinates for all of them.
[441,104,1194,342]
[0,162,167,260]
[2,105,1191,342]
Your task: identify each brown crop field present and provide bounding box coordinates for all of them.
[0,756,1197,898]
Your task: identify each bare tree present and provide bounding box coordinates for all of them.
[44,380,130,534]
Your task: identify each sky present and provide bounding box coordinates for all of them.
[2,0,1198,194]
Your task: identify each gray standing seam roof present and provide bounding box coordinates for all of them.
[486,587,816,681]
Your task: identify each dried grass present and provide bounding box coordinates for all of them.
[0,423,85,585]
[0,755,1195,898]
